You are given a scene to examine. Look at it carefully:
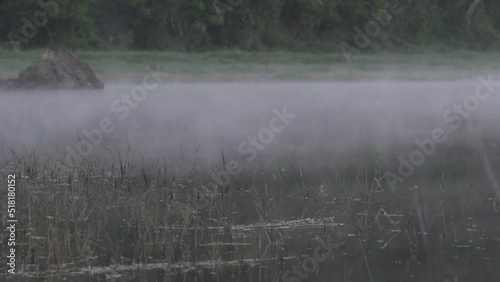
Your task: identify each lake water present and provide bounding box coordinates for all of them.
[0,81,499,281]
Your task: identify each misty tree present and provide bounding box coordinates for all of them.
[1,0,500,51]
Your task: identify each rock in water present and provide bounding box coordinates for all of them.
[9,46,104,89]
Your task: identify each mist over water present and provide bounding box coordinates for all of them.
[2,80,500,281]
[1,80,499,171]
[3,0,500,279]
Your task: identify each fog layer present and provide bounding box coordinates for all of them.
[1,80,499,173]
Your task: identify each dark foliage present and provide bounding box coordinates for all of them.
[1,0,499,51]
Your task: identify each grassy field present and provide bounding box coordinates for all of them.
[1,49,500,82]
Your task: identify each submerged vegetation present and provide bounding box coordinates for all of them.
[0,143,498,281]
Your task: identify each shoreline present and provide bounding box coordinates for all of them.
[1,50,500,84]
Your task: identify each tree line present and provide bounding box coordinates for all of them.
[1,0,499,52]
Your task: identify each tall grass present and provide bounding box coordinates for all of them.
[0,144,498,281]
